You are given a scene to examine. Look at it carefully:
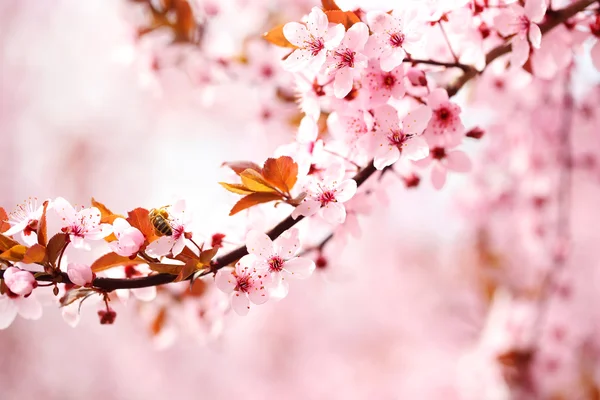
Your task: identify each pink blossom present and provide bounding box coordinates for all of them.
[67,263,94,287]
[414,145,472,190]
[291,163,357,224]
[371,104,432,170]
[0,293,42,329]
[246,228,315,299]
[109,218,145,257]
[282,7,345,73]
[54,197,113,249]
[327,109,375,148]
[146,200,192,258]
[423,88,464,147]
[406,67,427,86]
[3,267,37,296]
[494,0,547,68]
[365,8,425,72]
[4,197,48,246]
[325,22,370,98]
[214,255,270,316]
[364,61,406,106]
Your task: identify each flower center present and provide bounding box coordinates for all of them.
[437,107,450,121]
[388,130,411,148]
[389,32,405,48]
[333,48,356,69]
[260,65,274,78]
[431,147,446,160]
[235,274,251,293]
[172,224,184,240]
[318,190,336,206]
[383,73,396,88]
[268,256,285,272]
[62,224,85,237]
[517,15,530,33]
[307,36,325,56]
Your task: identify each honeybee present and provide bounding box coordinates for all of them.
[149,206,173,236]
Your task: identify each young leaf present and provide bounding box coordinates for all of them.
[229,192,283,216]
[174,260,202,282]
[23,244,47,264]
[240,169,278,193]
[46,233,69,265]
[262,156,299,194]
[127,208,158,243]
[0,234,19,252]
[92,198,124,242]
[222,161,262,175]
[91,252,146,273]
[37,201,50,246]
[325,10,360,29]
[60,288,96,307]
[173,0,196,43]
[173,245,201,264]
[0,207,10,233]
[219,182,255,196]
[148,263,184,275]
[321,0,341,11]
[0,245,27,262]
[263,24,297,48]
[199,247,218,265]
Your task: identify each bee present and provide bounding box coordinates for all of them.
[149,206,173,236]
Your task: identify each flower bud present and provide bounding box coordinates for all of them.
[406,68,427,87]
[3,267,37,296]
[67,263,94,287]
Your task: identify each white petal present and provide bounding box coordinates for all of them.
[53,197,77,224]
[282,49,312,72]
[380,48,405,72]
[528,23,542,49]
[307,7,328,37]
[341,22,369,51]
[374,145,400,170]
[321,202,346,224]
[111,217,131,237]
[246,230,275,259]
[403,136,430,161]
[15,296,42,320]
[284,257,315,279]
[335,179,357,203]
[215,268,237,294]
[172,237,186,257]
[283,22,311,47]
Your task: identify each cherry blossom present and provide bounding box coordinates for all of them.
[146,200,193,257]
[214,254,270,316]
[364,61,406,106]
[494,0,547,68]
[325,22,370,98]
[414,145,472,190]
[109,218,145,257]
[67,263,94,287]
[423,88,465,147]
[246,228,315,299]
[54,197,113,249]
[282,7,345,73]
[3,197,48,246]
[371,104,432,170]
[365,7,425,72]
[291,163,357,224]
[0,293,42,330]
[3,267,37,296]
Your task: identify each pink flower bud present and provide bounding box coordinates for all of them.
[407,68,427,87]
[67,263,94,287]
[466,127,485,139]
[3,267,37,296]
[109,218,145,257]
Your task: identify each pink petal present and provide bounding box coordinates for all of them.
[403,136,430,161]
[247,283,269,305]
[335,179,357,203]
[67,263,93,286]
[431,163,447,190]
[427,88,449,109]
[364,34,385,58]
[528,23,542,49]
[446,150,472,172]
[333,67,354,98]
[511,37,530,68]
[215,268,237,294]
[282,49,312,72]
[325,24,346,49]
[53,197,77,224]
[172,237,186,257]
[403,105,433,135]
[268,273,290,300]
[374,145,400,170]
[380,48,405,72]
[111,217,131,237]
[275,228,300,259]
[15,296,42,320]
[321,202,346,224]
[298,116,318,143]
[373,104,400,132]
[366,12,392,34]
[284,257,315,279]
[79,207,102,226]
[246,230,275,259]
[525,0,547,23]
[307,7,328,37]
[0,297,17,329]
[283,22,310,47]
[341,22,369,51]
[146,236,175,257]
[591,40,600,71]
[291,199,321,220]
[3,220,28,237]
[70,236,88,250]
[231,292,250,316]
[494,11,518,37]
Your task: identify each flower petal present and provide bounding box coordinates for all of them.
[528,23,542,49]
[321,202,346,224]
[132,286,157,302]
[333,67,354,98]
[403,105,432,135]
[380,48,405,72]
[284,257,315,279]
[247,283,270,305]
[275,228,300,259]
[283,22,311,47]
[592,40,600,72]
[215,268,237,294]
[431,162,447,190]
[146,236,175,257]
[403,136,430,161]
[246,230,275,259]
[291,199,321,220]
[15,296,42,320]
[341,22,369,51]
[446,150,472,172]
[231,292,250,316]
[427,88,449,109]
[335,179,358,203]
[307,7,328,37]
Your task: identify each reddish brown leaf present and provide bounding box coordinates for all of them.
[174,260,201,282]
[148,263,183,275]
[46,233,68,265]
[37,201,50,246]
[321,0,341,10]
[229,192,283,216]
[173,0,196,42]
[0,245,27,262]
[151,307,167,336]
[262,156,299,194]
[91,197,116,223]
[325,10,360,29]
[199,247,218,265]
[23,244,47,264]
[188,278,207,297]
[240,169,278,193]
[0,233,19,252]
[173,246,201,264]
[91,252,146,273]
[222,161,262,175]
[127,208,158,243]
[0,207,10,233]
[263,24,297,48]
[219,182,254,195]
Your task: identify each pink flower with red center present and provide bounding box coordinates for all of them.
[54,197,112,250]
[423,88,465,147]
[282,7,345,73]
[146,200,192,258]
[364,61,406,106]
[494,0,547,68]
[3,267,37,297]
[214,255,270,316]
[365,8,425,72]
[109,218,145,257]
[371,104,432,170]
[291,163,358,224]
[325,22,370,98]
[414,145,472,190]
[246,228,315,299]
[4,197,48,246]
[66,263,94,287]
